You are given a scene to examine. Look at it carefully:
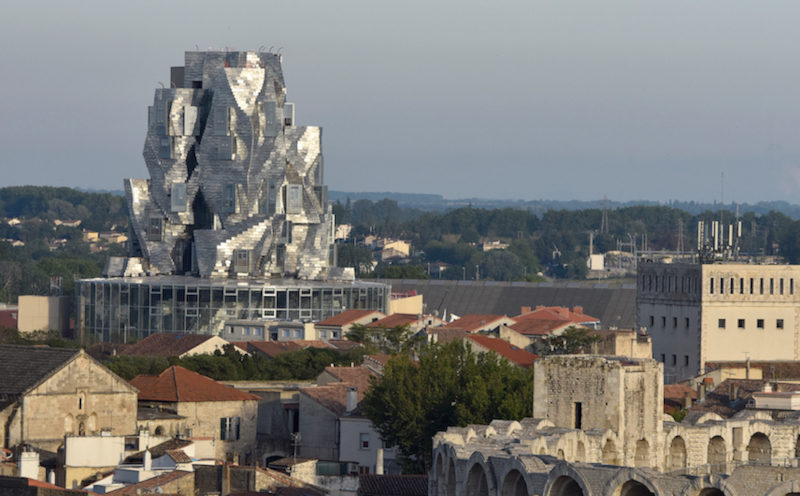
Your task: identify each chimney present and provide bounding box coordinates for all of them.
[143,449,152,471]
[697,383,706,402]
[376,448,384,475]
[573,306,583,315]
[47,470,55,485]
[18,450,39,480]
[346,387,358,413]
[520,306,531,315]
[683,391,692,410]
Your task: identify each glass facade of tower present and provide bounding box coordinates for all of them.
[78,276,388,343]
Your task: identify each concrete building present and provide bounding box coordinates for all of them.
[76,50,390,343]
[17,296,70,333]
[637,261,800,383]
[0,345,138,454]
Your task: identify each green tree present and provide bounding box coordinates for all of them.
[336,244,374,276]
[362,340,533,473]
[537,326,600,355]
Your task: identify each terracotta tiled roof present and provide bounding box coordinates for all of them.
[322,365,378,393]
[0,309,18,330]
[125,438,193,464]
[166,449,192,463]
[365,354,391,366]
[687,379,800,418]
[367,314,420,328]
[358,474,429,496]
[443,314,510,332]
[120,333,221,358]
[464,335,538,368]
[131,366,259,402]
[246,341,303,358]
[301,383,363,416]
[509,319,571,336]
[291,340,334,349]
[663,384,697,402]
[318,309,384,326]
[104,470,193,495]
[425,328,469,344]
[328,340,363,351]
[514,306,599,325]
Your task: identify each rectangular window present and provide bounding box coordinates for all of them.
[760,278,764,295]
[770,278,774,295]
[738,319,745,329]
[672,317,678,328]
[792,279,795,295]
[685,317,690,329]
[672,354,677,366]
[710,277,714,294]
[285,184,303,214]
[777,319,785,329]
[661,316,666,327]
[718,318,726,329]
[740,278,744,294]
[720,277,724,294]
[660,354,665,363]
[170,183,187,212]
[233,250,250,272]
[223,184,238,213]
[573,402,582,429]
[750,278,754,294]
[220,417,240,441]
[730,277,734,294]
[360,433,370,450]
[684,355,689,366]
[757,319,764,329]
[780,278,785,295]
[649,315,654,327]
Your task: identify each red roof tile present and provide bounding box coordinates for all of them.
[509,319,571,336]
[131,366,259,403]
[120,333,221,358]
[246,341,303,358]
[367,314,420,328]
[301,383,364,416]
[317,309,384,326]
[514,306,599,325]
[104,470,193,495]
[443,314,510,332]
[464,335,538,368]
[426,328,469,344]
[321,365,378,393]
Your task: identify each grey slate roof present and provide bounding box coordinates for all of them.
[358,475,428,496]
[0,344,79,408]
[380,280,636,328]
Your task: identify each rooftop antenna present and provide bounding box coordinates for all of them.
[269,46,275,53]
[277,46,284,54]
[158,81,165,88]
[195,44,199,51]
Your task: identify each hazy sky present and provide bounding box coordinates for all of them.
[2,1,800,203]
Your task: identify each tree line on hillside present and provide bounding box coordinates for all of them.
[7,186,800,302]
[334,199,800,281]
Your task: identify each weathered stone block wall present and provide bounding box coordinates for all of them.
[15,353,137,451]
[175,399,258,461]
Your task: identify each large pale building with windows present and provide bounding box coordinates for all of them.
[637,261,800,383]
[76,50,388,342]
